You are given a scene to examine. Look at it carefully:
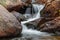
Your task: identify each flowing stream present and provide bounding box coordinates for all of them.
[21,4,51,37]
[0,2,59,40]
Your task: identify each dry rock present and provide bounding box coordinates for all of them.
[38,17,60,33]
[0,5,22,37]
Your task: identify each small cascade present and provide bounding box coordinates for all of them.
[21,4,51,37]
[21,23,51,37]
[21,4,45,24]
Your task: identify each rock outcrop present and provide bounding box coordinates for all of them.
[0,5,22,37]
[37,0,60,34]
[0,0,28,13]
[37,17,60,33]
[41,0,60,18]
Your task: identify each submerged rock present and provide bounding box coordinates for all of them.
[0,5,22,37]
[38,17,60,34]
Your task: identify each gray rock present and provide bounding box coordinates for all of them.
[11,11,26,21]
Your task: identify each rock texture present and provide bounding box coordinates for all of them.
[11,11,26,21]
[0,0,28,12]
[0,5,22,37]
[35,0,47,4]
[37,0,60,34]
[41,0,60,18]
[38,0,60,25]
[36,0,60,19]
[38,17,60,33]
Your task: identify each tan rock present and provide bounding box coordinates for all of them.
[37,17,60,33]
[37,0,60,27]
[35,0,47,4]
[41,0,60,18]
[37,0,60,34]
[0,0,27,12]
[0,5,22,37]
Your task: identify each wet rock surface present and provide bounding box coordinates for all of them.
[0,5,22,37]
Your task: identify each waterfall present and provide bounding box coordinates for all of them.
[21,4,45,24]
[21,23,51,36]
[21,4,51,37]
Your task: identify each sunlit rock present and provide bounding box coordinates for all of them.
[0,5,22,37]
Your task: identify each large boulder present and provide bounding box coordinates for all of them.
[0,0,28,12]
[35,0,60,18]
[37,0,60,35]
[37,0,60,28]
[0,5,22,37]
[37,17,60,33]
[41,0,60,18]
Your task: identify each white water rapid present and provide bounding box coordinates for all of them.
[21,4,51,37]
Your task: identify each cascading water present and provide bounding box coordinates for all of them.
[21,4,51,37]
[21,4,45,24]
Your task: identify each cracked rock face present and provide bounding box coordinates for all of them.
[0,5,22,37]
